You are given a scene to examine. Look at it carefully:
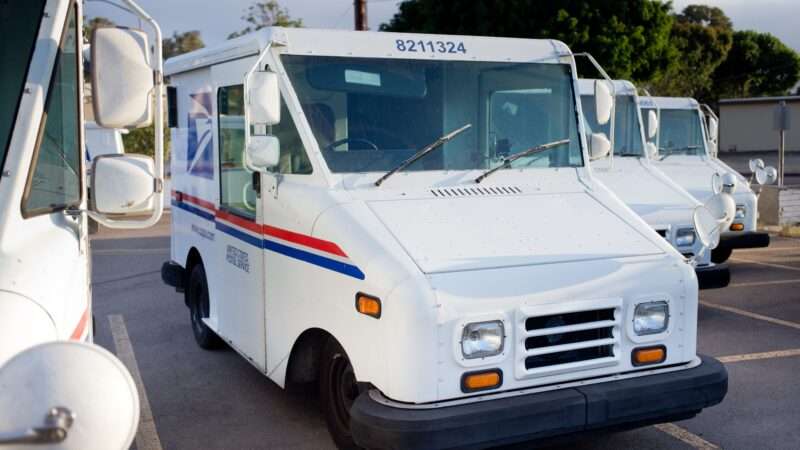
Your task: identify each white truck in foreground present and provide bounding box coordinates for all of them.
[161,28,728,449]
[578,79,729,289]
[0,0,165,448]
[642,96,771,263]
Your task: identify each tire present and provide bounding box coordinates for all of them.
[320,339,360,450]
[187,263,223,350]
[711,247,732,264]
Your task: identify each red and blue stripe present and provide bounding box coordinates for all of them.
[172,191,365,280]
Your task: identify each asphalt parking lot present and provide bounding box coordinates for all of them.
[90,214,800,450]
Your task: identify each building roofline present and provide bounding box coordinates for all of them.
[719,95,800,105]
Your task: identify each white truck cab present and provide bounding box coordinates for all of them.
[84,120,126,162]
[162,28,727,449]
[578,80,729,289]
[0,0,165,447]
[642,96,770,263]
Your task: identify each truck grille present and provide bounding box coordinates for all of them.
[517,300,621,379]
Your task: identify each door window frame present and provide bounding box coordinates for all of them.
[20,1,83,219]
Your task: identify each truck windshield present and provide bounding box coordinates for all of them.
[656,109,706,157]
[580,94,643,156]
[281,55,583,174]
[0,0,46,178]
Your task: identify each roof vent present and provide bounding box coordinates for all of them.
[430,186,522,197]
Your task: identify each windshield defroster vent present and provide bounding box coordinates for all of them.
[431,186,522,197]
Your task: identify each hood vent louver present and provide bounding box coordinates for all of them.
[431,186,522,197]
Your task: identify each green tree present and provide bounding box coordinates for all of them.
[163,30,205,59]
[649,5,733,102]
[83,16,114,39]
[228,1,302,39]
[123,31,205,156]
[712,30,800,98]
[381,0,675,82]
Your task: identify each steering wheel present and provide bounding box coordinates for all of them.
[242,182,256,212]
[324,137,379,152]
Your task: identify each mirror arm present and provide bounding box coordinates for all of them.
[91,0,164,229]
[0,406,74,444]
[574,53,616,166]
[244,42,275,173]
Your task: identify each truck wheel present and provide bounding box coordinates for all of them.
[320,339,360,450]
[187,263,223,350]
[711,247,732,264]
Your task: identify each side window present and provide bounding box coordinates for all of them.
[273,98,313,175]
[22,5,80,216]
[218,85,252,218]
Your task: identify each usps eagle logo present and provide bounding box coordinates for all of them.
[187,92,214,179]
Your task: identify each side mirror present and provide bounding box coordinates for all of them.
[707,116,719,143]
[91,155,155,215]
[249,71,281,126]
[647,110,658,139]
[693,205,722,250]
[589,132,612,160]
[595,80,614,126]
[757,166,778,185]
[91,28,154,128]
[246,136,280,170]
[0,342,138,449]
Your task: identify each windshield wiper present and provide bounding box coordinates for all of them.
[475,138,570,184]
[659,145,699,161]
[374,124,471,186]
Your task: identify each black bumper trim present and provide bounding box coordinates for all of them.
[719,231,770,250]
[161,261,186,292]
[350,356,727,450]
[696,263,730,290]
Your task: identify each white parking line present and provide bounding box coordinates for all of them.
[731,257,800,272]
[718,348,800,363]
[109,315,164,450]
[730,279,800,288]
[700,301,800,331]
[654,423,719,449]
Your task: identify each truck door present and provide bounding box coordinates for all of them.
[17,3,91,341]
[215,84,267,370]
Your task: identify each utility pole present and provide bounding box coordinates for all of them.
[354,0,367,30]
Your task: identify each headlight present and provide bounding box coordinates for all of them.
[735,205,746,219]
[461,321,504,359]
[634,301,669,335]
[675,228,696,247]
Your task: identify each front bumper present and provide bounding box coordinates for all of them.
[696,263,730,290]
[350,355,727,450]
[719,231,770,250]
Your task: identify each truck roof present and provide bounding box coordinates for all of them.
[164,27,572,76]
[577,79,636,96]
[639,96,699,110]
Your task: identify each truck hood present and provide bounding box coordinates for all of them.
[655,156,753,203]
[367,191,663,274]
[593,158,696,226]
[655,156,722,202]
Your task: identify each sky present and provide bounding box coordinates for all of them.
[86,0,800,53]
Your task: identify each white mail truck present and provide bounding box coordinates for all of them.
[578,79,729,288]
[0,0,166,447]
[162,28,728,450]
[642,96,771,263]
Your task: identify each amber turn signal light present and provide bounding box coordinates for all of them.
[730,223,744,231]
[632,346,666,366]
[461,369,502,393]
[355,293,381,319]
